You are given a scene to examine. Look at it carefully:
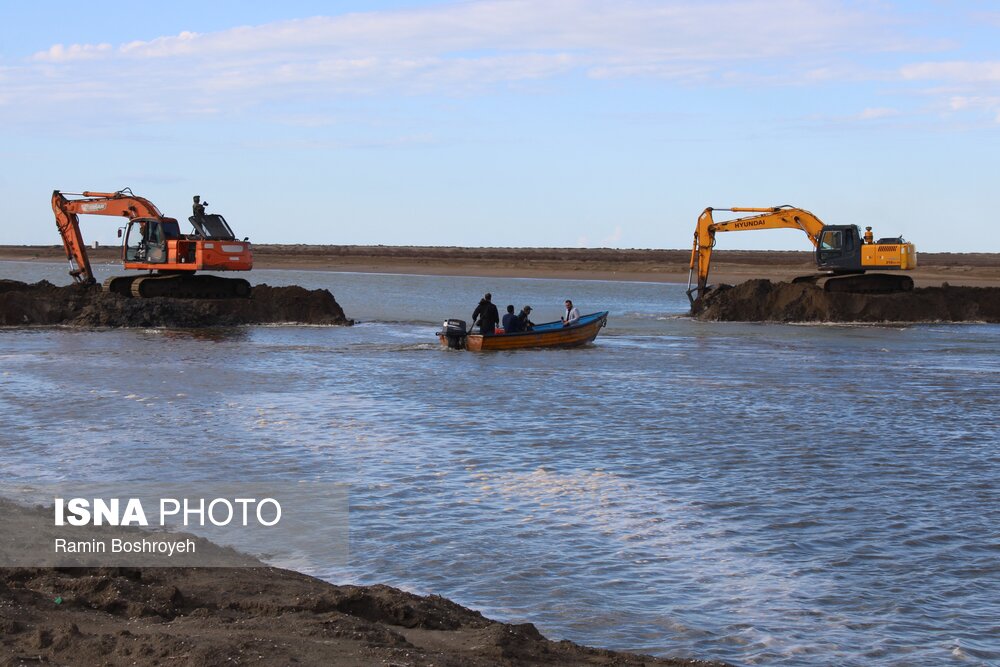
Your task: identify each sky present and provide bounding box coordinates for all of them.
[1,0,998,251]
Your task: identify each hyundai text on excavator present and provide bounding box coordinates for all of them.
[687,205,917,305]
[52,188,253,298]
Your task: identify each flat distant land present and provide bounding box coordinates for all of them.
[2,245,998,287]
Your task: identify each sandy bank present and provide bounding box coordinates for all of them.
[2,245,998,287]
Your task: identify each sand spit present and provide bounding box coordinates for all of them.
[0,566,728,666]
[0,280,351,328]
[5,246,999,286]
[692,279,1000,323]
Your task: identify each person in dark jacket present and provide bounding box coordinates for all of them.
[517,305,535,331]
[501,305,520,333]
[472,293,500,335]
[192,195,208,219]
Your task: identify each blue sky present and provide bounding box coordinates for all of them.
[1,1,998,251]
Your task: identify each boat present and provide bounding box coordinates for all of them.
[438,311,609,351]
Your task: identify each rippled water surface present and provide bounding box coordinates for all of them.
[2,260,999,666]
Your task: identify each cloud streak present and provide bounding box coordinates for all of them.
[1,0,991,127]
[30,1,893,65]
[900,61,1000,123]
[1,0,910,125]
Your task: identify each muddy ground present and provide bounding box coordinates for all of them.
[0,566,730,667]
[0,281,351,328]
[692,280,1000,323]
[0,499,722,665]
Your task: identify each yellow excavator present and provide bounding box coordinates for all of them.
[687,205,917,304]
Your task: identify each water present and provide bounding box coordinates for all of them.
[2,260,998,666]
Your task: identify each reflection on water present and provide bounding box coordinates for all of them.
[2,261,999,666]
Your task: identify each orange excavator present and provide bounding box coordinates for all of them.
[687,205,917,304]
[52,188,253,298]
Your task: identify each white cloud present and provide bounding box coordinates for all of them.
[32,42,112,62]
[38,1,885,65]
[1,0,898,118]
[0,0,951,126]
[899,61,1000,122]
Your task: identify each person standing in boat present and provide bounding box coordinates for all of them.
[562,300,580,327]
[472,293,500,335]
[517,305,535,331]
[502,305,520,333]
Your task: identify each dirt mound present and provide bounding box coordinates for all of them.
[692,279,1000,323]
[0,566,727,666]
[0,280,351,327]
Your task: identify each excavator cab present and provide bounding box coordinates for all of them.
[816,224,863,273]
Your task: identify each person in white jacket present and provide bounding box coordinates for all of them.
[561,300,580,327]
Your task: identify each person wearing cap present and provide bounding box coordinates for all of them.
[562,299,580,327]
[517,305,535,331]
[502,305,520,333]
[472,292,500,335]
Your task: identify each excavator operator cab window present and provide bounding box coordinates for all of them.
[818,229,847,264]
[124,220,168,263]
[819,230,842,251]
[124,221,146,261]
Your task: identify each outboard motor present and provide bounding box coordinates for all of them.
[441,318,468,349]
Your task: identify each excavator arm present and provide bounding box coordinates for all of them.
[51,189,165,284]
[687,206,828,303]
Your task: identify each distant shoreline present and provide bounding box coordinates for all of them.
[3,244,998,287]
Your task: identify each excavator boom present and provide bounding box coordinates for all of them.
[52,189,169,284]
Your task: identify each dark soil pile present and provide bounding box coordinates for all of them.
[0,566,727,666]
[0,280,351,327]
[692,280,1000,323]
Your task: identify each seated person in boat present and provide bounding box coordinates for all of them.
[562,300,580,327]
[502,305,520,333]
[517,305,535,331]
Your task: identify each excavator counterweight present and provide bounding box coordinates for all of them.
[686,205,917,305]
[52,188,253,299]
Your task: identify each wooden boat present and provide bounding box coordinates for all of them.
[438,311,608,351]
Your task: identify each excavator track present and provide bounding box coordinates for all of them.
[102,275,140,297]
[822,273,913,294]
[793,273,914,294]
[130,274,252,299]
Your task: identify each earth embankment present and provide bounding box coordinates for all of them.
[0,280,351,327]
[0,499,726,666]
[692,280,1000,323]
[0,565,727,666]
